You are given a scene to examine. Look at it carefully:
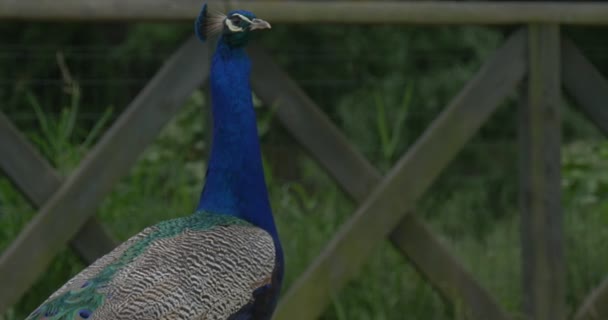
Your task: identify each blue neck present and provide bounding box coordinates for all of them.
[196,38,279,241]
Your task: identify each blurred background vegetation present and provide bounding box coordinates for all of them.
[0,19,607,320]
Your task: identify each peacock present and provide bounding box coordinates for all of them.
[26,4,283,319]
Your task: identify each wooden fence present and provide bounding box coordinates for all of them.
[1,1,608,319]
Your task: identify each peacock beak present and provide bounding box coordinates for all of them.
[250,18,271,30]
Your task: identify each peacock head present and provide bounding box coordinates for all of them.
[195,4,271,48]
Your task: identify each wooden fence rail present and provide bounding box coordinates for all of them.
[1,1,608,25]
[0,113,117,264]
[2,4,608,319]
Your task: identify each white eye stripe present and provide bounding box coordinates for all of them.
[225,19,243,32]
[233,13,253,24]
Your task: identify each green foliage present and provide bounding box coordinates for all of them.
[373,87,412,169]
[25,85,113,174]
[563,141,608,205]
[562,141,608,308]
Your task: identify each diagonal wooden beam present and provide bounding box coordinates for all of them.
[250,44,512,320]
[0,112,117,264]
[0,36,210,313]
[562,37,608,137]
[0,113,63,206]
[250,28,523,319]
[252,28,526,320]
[575,277,608,320]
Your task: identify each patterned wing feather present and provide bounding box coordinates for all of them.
[26,213,276,320]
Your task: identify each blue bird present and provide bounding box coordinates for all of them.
[26,4,282,319]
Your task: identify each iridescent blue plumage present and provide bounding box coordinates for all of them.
[196,4,284,317]
[26,3,282,319]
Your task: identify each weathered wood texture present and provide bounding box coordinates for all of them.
[269,29,527,319]
[2,1,608,24]
[0,113,61,205]
[250,45,512,320]
[0,36,210,313]
[520,24,565,320]
[562,37,608,137]
[0,112,117,264]
[575,277,608,320]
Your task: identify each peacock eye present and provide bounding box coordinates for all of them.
[230,16,242,25]
[78,309,92,319]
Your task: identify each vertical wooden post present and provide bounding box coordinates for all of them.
[520,24,564,320]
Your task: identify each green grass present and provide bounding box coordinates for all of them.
[1,86,608,320]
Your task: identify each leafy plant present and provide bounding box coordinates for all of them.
[375,86,412,165]
[26,85,113,173]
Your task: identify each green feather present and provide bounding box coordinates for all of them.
[27,212,250,319]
